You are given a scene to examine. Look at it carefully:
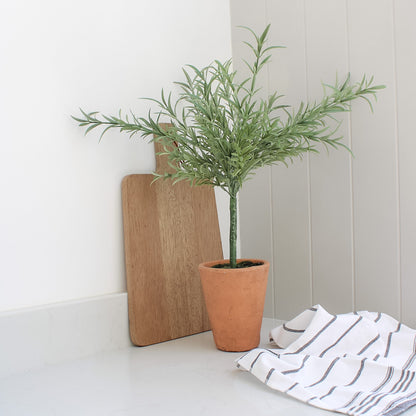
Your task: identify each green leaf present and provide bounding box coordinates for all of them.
[72,25,384,267]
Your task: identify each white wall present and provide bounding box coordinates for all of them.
[232,0,416,325]
[0,0,231,312]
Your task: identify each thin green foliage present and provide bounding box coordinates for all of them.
[72,25,384,268]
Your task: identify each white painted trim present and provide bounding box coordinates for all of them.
[0,293,131,379]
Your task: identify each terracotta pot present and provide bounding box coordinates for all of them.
[198,259,269,352]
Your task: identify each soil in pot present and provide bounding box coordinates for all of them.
[212,260,264,269]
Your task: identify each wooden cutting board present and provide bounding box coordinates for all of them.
[122,125,223,346]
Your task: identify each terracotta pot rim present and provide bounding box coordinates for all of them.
[198,258,269,272]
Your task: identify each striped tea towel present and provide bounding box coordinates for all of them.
[236,305,416,416]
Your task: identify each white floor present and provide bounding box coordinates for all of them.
[1,319,416,416]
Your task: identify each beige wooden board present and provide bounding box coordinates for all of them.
[122,133,223,346]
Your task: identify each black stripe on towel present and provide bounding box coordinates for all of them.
[358,334,380,355]
[319,316,363,358]
[391,370,411,395]
[384,322,402,358]
[384,397,416,416]
[359,371,413,416]
[320,386,337,400]
[388,370,407,395]
[282,355,310,375]
[359,392,391,415]
[402,371,415,393]
[345,358,367,387]
[380,390,416,416]
[385,333,394,358]
[350,367,395,412]
[283,323,305,333]
[355,370,411,414]
[337,391,363,410]
[250,351,265,371]
[306,357,341,388]
[265,368,275,384]
[402,334,416,371]
[265,349,280,358]
[285,382,298,393]
[292,316,338,354]
[353,391,382,413]
[237,351,250,361]
[372,366,394,393]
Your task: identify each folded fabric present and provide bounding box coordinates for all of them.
[236,305,416,416]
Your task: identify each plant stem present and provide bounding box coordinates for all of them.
[229,191,238,268]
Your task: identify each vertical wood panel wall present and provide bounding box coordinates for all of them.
[232,0,416,325]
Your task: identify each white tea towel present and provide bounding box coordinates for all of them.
[236,305,416,416]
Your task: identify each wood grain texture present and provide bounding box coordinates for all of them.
[122,127,223,346]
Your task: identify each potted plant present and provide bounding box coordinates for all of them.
[73,25,384,352]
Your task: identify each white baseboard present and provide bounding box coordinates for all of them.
[0,293,132,379]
